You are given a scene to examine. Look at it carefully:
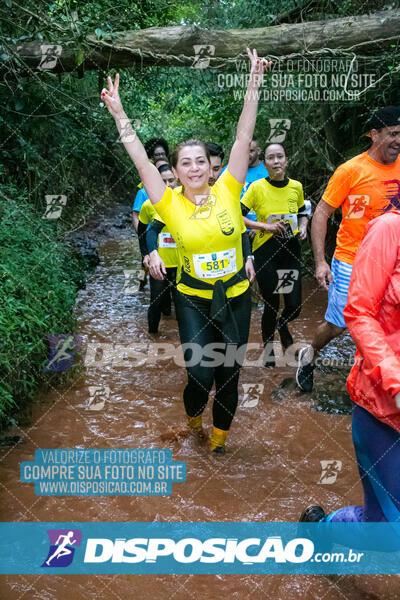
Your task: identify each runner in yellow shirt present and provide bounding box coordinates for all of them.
[241,143,308,365]
[137,165,178,333]
[132,151,170,291]
[102,48,270,453]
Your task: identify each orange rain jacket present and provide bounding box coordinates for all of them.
[344,211,400,432]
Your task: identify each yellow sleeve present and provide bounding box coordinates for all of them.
[241,183,255,210]
[297,182,305,211]
[138,199,152,225]
[151,206,164,224]
[213,168,243,198]
[152,185,178,225]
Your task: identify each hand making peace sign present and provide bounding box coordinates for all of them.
[246,47,272,81]
[101,73,124,119]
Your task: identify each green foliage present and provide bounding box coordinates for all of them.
[0,69,137,224]
[1,0,393,50]
[0,184,87,427]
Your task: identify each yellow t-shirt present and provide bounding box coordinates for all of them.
[241,177,305,252]
[153,169,249,299]
[139,200,178,268]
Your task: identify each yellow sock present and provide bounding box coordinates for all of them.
[209,426,228,451]
[187,414,203,430]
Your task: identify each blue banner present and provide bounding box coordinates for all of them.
[20,449,186,496]
[1,522,400,574]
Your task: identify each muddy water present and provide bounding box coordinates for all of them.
[1,205,399,599]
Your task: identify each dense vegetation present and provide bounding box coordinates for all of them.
[0,0,399,426]
[0,186,88,425]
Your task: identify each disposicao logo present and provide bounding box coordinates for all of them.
[42,529,82,568]
[83,536,314,564]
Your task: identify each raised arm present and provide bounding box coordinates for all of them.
[102,74,165,205]
[227,48,271,183]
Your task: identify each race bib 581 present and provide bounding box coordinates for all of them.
[192,248,236,279]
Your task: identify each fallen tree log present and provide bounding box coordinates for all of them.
[2,9,399,75]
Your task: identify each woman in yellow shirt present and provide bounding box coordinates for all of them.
[102,49,270,453]
[242,143,308,366]
[137,165,179,334]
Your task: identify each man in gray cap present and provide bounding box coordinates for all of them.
[297,106,400,393]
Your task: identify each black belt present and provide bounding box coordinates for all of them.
[179,266,247,344]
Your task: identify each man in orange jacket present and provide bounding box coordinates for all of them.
[300,210,400,522]
[297,106,400,392]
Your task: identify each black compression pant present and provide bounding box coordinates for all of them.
[148,267,177,333]
[254,236,302,346]
[175,289,251,431]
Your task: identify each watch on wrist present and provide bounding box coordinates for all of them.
[246,255,255,261]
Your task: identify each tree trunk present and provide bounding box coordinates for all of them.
[4,9,399,75]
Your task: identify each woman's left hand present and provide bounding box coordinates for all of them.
[245,258,255,284]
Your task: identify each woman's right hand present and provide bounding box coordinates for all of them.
[149,251,167,280]
[101,74,124,119]
[263,221,286,236]
[247,47,272,81]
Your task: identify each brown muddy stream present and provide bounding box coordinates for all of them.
[1,205,399,599]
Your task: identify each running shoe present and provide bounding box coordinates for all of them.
[187,415,208,444]
[296,346,315,392]
[277,321,294,349]
[211,446,226,455]
[299,505,326,522]
[209,426,228,453]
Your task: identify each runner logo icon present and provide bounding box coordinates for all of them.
[42,195,67,219]
[267,118,291,143]
[241,383,264,408]
[346,195,370,219]
[42,334,82,372]
[42,529,82,568]
[318,460,342,485]
[38,44,62,70]
[87,385,110,411]
[274,270,299,294]
[192,45,215,69]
